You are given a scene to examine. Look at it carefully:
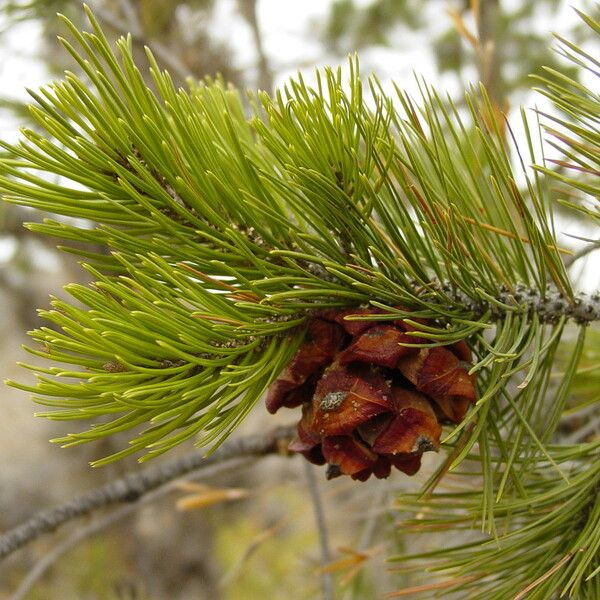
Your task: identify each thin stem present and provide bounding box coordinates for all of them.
[304,461,334,600]
[0,425,295,562]
[10,458,248,600]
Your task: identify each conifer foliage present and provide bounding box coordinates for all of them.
[0,6,598,598]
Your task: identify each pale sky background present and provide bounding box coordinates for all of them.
[0,0,597,290]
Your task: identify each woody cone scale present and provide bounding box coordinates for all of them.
[266,308,477,481]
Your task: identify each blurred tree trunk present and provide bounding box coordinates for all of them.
[238,0,273,92]
[476,0,504,110]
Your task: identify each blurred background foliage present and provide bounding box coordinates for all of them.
[0,1,597,598]
[323,0,595,106]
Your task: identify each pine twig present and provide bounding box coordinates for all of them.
[436,283,600,324]
[0,425,295,562]
[9,457,248,600]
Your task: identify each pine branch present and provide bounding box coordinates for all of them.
[0,7,597,598]
[10,455,245,600]
[533,10,600,209]
[0,425,295,562]
[0,6,595,469]
[436,283,600,324]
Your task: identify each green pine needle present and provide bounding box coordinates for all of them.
[0,5,598,597]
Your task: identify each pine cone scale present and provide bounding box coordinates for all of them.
[267,308,477,480]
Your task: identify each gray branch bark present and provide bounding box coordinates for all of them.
[10,458,249,600]
[0,425,295,562]
[437,283,600,325]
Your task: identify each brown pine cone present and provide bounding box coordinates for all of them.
[266,308,477,481]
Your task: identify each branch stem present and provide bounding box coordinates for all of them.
[0,425,295,562]
[433,282,600,324]
[10,458,248,600]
